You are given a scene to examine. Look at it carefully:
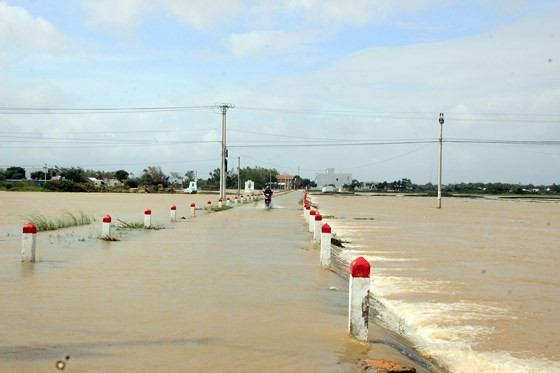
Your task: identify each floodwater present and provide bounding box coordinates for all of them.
[0,191,433,372]
[312,193,560,372]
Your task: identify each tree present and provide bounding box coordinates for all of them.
[114,169,129,181]
[5,166,26,179]
[184,170,196,181]
[59,167,86,182]
[141,166,168,186]
[31,171,49,180]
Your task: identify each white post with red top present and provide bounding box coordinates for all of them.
[304,204,310,221]
[170,205,177,222]
[102,214,112,239]
[320,223,332,268]
[314,213,323,243]
[348,256,371,341]
[144,209,152,228]
[190,203,196,218]
[218,199,223,208]
[207,201,212,213]
[21,222,37,262]
[226,197,231,206]
[308,209,316,233]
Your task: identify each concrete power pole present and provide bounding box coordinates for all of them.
[219,103,234,200]
[237,156,241,197]
[437,113,444,209]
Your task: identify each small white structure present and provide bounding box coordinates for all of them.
[183,180,198,194]
[315,168,352,190]
[244,180,255,193]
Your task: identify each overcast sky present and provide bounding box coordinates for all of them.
[1,0,559,185]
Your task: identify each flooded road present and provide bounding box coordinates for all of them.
[312,194,560,372]
[0,191,429,372]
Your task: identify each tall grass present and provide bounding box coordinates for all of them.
[26,210,95,232]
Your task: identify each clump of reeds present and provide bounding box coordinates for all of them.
[26,210,95,232]
[115,219,164,230]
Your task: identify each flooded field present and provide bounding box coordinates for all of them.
[312,193,560,372]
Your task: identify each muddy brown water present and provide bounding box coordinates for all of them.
[312,193,560,372]
[0,191,432,372]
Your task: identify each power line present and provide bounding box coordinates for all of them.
[0,105,214,114]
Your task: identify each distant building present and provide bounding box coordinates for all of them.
[314,168,352,190]
[275,174,293,190]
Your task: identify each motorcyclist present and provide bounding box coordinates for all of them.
[263,185,273,208]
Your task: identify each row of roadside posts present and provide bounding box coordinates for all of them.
[20,193,267,263]
[302,192,371,342]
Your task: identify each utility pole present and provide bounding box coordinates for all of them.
[237,156,241,197]
[44,163,47,183]
[437,113,444,209]
[218,103,234,200]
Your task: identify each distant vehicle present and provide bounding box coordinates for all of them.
[183,181,198,194]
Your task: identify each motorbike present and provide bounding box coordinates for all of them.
[264,198,272,209]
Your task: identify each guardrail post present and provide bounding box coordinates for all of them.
[21,222,37,262]
[102,214,112,239]
[190,203,196,218]
[314,213,323,243]
[144,209,152,228]
[170,205,177,222]
[349,256,371,341]
[320,223,331,268]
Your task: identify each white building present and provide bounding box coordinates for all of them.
[314,168,352,190]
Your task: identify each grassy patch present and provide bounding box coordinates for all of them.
[211,205,234,212]
[26,210,95,232]
[115,219,164,230]
[354,217,375,221]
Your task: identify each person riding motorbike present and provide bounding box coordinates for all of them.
[263,185,273,208]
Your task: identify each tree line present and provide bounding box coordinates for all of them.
[0,165,316,192]
[1,166,557,194]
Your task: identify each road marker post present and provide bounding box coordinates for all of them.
[348,256,371,341]
[21,223,37,262]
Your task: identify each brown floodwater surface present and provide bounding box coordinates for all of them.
[313,194,560,372]
[0,191,432,372]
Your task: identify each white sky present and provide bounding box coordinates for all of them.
[1,0,559,185]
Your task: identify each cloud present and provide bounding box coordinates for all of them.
[81,0,154,38]
[223,30,321,57]
[0,1,68,53]
[161,0,243,30]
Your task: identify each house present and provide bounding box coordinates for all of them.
[314,168,352,191]
[275,174,293,190]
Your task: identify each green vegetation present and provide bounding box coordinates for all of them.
[211,205,234,212]
[26,210,95,232]
[115,219,164,230]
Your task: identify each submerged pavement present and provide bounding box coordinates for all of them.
[0,191,432,372]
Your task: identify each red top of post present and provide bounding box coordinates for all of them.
[227,197,230,200]
[219,198,222,202]
[22,222,37,234]
[310,209,316,216]
[305,205,310,210]
[315,213,322,221]
[321,223,331,233]
[145,209,151,215]
[171,205,176,210]
[207,200,212,204]
[190,203,196,207]
[103,214,112,223]
[350,257,371,278]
